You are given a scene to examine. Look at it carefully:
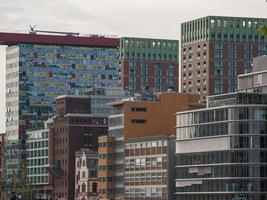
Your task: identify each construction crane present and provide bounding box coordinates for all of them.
[29,25,80,36]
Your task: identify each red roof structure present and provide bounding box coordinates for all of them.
[0,32,119,47]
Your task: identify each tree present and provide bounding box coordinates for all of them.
[259,24,267,36]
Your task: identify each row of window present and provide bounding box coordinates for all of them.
[124,40,177,49]
[27,158,49,166]
[28,167,48,175]
[177,107,267,126]
[125,187,167,198]
[28,175,48,184]
[125,140,168,149]
[128,77,175,85]
[125,172,168,182]
[177,165,267,179]
[27,149,48,157]
[123,52,177,61]
[176,150,267,166]
[176,179,267,193]
[27,141,48,149]
[125,156,167,170]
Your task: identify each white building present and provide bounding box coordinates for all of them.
[75,149,98,200]
[26,119,53,199]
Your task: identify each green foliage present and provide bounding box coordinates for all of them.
[259,24,267,36]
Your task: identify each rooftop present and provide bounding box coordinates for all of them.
[0,31,119,47]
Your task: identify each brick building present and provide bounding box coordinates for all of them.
[181,16,267,101]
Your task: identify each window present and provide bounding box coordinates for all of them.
[215,51,223,59]
[228,69,237,77]
[82,183,86,192]
[215,69,223,76]
[131,119,147,124]
[132,107,147,112]
[215,43,223,50]
[229,51,237,59]
[257,74,262,85]
[211,19,215,28]
[244,43,252,51]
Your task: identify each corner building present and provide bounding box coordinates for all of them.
[175,92,267,200]
[120,37,179,94]
[181,16,267,101]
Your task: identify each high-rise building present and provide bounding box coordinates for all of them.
[51,87,127,200]
[175,92,267,200]
[181,16,267,101]
[120,37,179,94]
[26,119,53,199]
[98,92,201,200]
[75,148,98,200]
[3,32,120,188]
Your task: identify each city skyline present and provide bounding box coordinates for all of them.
[1,0,267,132]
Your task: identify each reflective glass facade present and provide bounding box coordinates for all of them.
[176,93,267,200]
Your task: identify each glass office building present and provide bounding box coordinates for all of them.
[175,92,267,200]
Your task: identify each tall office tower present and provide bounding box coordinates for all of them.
[120,37,179,94]
[181,16,267,101]
[2,32,120,189]
[98,92,201,200]
[175,92,267,200]
[52,87,126,200]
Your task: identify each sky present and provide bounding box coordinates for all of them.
[0,0,267,132]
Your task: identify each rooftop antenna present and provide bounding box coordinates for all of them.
[29,24,37,32]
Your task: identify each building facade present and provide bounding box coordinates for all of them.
[98,92,201,200]
[5,34,120,187]
[98,136,115,200]
[26,122,53,199]
[0,134,4,188]
[52,87,126,200]
[181,16,267,101]
[124,135,175,200]
[175,92,267,200]
[75,149,98,200]
[120,37,179,94]
[238,55,267,93]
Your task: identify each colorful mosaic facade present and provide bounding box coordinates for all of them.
[5,44,120,186]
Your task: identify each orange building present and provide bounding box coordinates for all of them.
[98,136,115,200]
[98,92,201,200]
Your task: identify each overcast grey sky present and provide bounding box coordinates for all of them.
[0,0,267,132]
